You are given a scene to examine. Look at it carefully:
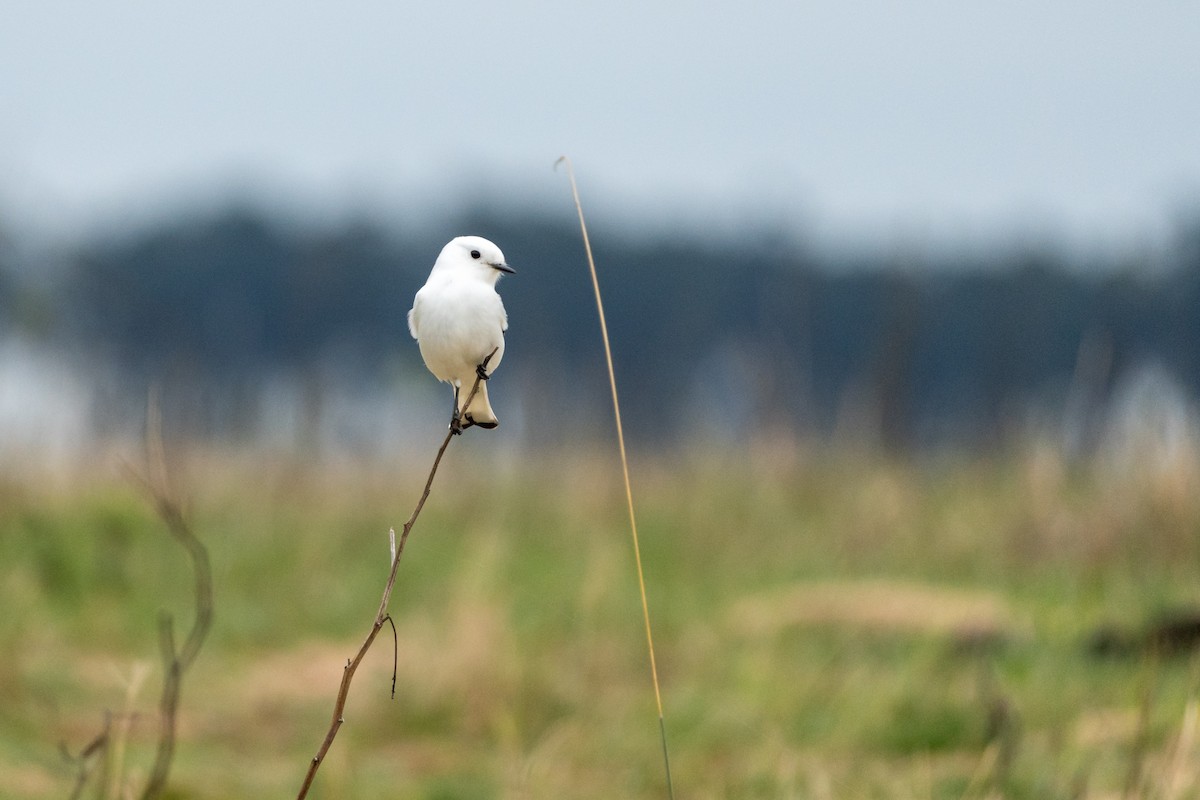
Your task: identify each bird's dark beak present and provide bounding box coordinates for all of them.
[492,262,516,275]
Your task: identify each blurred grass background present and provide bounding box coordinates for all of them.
[3,3,1198,796]
[3,439,1199,798]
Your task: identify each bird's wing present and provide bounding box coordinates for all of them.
[498,296,508,332]
[407,294,422,339]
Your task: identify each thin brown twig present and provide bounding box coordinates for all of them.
[295,349,496,799]
[63,713,111,800]
[71,390,213,800]
[127,391,214,800]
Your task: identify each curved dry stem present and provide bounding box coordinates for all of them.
[96,389,214,800]
[62,715,111,800]
[295,349,497,800]
[135,398,214,800]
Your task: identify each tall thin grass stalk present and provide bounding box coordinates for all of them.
[107,663,151,800]
[1163,699,1200,800]
[1124,652,1162,800]
[295,353,495,800]
[557,155,676,799]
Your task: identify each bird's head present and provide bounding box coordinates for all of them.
[436,235,515,282]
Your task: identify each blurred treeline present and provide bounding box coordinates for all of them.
[0,205,1197,453]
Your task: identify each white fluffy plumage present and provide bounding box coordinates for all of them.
[408,235,513,429]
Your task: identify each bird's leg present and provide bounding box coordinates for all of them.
[449,388,464,435]
[452,350,497,433]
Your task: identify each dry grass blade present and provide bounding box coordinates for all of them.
[1163,699,1200,799]
[556,155,675,799]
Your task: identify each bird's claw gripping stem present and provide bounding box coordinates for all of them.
[475,348,497,381]
[448,349,498,435]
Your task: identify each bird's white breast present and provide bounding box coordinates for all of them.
[410,277,507,386]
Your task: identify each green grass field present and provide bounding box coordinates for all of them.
[3,438,1200,798]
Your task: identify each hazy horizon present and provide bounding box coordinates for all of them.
[3,1,1198,257]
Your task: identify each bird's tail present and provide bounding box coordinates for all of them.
[461,380,499,429]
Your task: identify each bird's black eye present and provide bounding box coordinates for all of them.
[470,250,481,259]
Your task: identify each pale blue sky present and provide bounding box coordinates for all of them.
[2,1,1198,252]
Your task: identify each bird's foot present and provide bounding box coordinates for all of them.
[450,409,481,435]
[466,414,498,430]
[475,348,498,381]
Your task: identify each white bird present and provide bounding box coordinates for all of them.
[408,235,514,432]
